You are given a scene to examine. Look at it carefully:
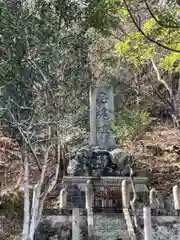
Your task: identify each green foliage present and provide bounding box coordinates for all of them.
[142,18,156,34]
[0,1,93,137]
[114,10,180,70]
[112,0,180,70]
[87,0,121,32]
[112,110,151,144]
[115,32,155,67]
[159,52,180,72]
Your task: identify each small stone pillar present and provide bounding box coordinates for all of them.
[59,188,67,209]
[143,206,152,240]
[122,179,130,208]
[173,185,180,210]
[149,188,157,209]
[86,180,94,238]
[72,208,80,240]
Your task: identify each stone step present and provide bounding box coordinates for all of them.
[40,214,131,240]
[93,230,129,240]
[94,215,127,228]
[93,214,129,240]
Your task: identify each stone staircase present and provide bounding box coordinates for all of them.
[93,214,130,240]
[39,212,132,240]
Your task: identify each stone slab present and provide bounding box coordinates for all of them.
[63,176,148,193]
[63,176,148,184]
[89,86,116,149]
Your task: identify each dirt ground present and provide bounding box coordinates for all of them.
[123,124,180,197]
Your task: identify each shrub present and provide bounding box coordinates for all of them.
[112,109,151,145]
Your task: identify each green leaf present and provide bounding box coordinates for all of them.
[159,52,180,71]
[142,18,156,34]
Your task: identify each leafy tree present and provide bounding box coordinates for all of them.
[0,0,95,142]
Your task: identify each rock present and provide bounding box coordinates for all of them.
[67,146,134,177]
[120,166,130,177]
[110,148,133,169]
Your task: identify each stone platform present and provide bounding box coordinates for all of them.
[62,176,148,193]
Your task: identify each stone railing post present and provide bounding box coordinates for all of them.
[72,208,80,240]
[173,185,180,210]
[122,180,136,240]
[122,179,130,208]
[149,188,157,209]
[143,206,152,240]
[86,180,94,239]
[59,188,67,209]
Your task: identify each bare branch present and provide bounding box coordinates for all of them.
[144,0,180,29]
[6,107,42,172]
[151,59,179,127]
[129,167,138,229]
[37,159,60,225]
[151,59,173,99]
[123,0,180,52]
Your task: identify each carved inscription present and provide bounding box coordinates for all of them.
[97,108,109,120]
[97,92,108,104]
[96,125,109,134]
[96,90,111,148]
[90,86,115,148]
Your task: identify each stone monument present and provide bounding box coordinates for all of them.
[89,85,116,150]
[65,85,148,209]
[36,85,180,240]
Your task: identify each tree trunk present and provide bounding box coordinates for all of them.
[22,150,30,240]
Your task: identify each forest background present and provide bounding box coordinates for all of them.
[1,0,180,239]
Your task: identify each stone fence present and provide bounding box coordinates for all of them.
[57,179,180,240]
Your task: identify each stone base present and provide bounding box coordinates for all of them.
[37,213,180,240]
[62,176,148,193]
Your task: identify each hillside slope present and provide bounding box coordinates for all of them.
[123,124,180,196]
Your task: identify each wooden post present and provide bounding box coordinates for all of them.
[149,188,157,209]
[86,180,94,239]
[122,179,130,208]
[143,206,152,240]
[72,208,80,240]
[173,185,180,210]
[59,188,67,209]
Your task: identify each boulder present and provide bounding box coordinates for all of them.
[110,148,134,169]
